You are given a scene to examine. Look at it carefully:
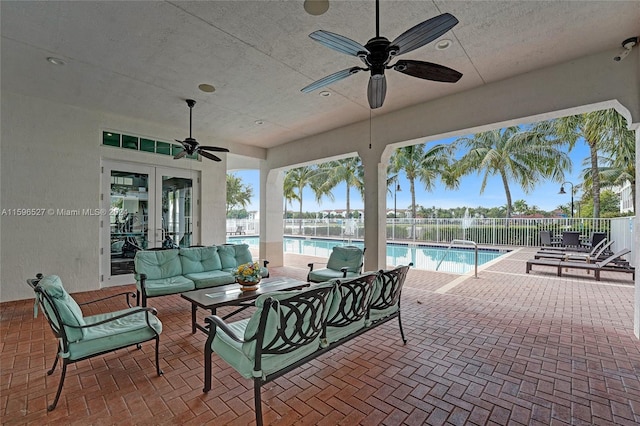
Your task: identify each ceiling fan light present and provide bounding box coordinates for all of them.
[304,0,329,16]
[198,83,215,93]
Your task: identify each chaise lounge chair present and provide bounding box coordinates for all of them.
[534,239,612,262]
[526,249,635,281]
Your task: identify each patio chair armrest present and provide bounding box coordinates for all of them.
[307,262,328,272]
[204,315,247,344]
[340,266,348,277]
[63,307,159,329]
[78,291,137,308]
[263,260,269,267]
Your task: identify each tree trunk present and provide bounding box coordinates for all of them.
[588,140,601,218]
[346,184,351,219]
[298,186,303,234]
[410,177,416,238]
[501,171,513,218]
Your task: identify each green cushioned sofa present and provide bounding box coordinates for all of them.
[135,244,269,306]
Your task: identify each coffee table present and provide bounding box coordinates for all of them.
[180,276,308,334]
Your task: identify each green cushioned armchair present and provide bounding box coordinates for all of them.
[307,245,365,282]
[28,274,163,411]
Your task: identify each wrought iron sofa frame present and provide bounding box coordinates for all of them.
[203,264,411,426]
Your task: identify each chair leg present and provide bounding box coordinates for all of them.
[254,380,263,426]
[155,335,163,376]
[136,290,141,306]
[48,359,67,411]
[47,343,61,375]
[203,345,212,392]
[397,312,407,345]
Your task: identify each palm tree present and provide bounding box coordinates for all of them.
[598,115,636,211]
[283,166,328,233]
[453,126,570,218]
[535,109,630,218]
[389,144,454,221]
[317,157,364,219]
[226,174,253,216]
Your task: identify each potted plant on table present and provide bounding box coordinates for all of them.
[234,261,262,291]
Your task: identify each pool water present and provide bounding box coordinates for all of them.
[227,236,507,275]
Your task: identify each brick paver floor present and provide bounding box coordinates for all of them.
[2,248,638,424]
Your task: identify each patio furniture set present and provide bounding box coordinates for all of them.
[527,231,635,281]
[27,244,413,424]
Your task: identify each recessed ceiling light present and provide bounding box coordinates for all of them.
[304,0,329,15]
[435,39,452,50]
[46,56,65,65]
[198,83,216,93]
[319,91,331,97]
[255,120,264,125]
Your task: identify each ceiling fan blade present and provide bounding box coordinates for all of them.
[174,150,188,160]
[391,13,458,56]
[367,75,387,109]
[309,30,368,57]
[175,139,187,147]
[199,146,230,153]
[199,150,222,162]
[301,67,363,93]
[393,60,462,82]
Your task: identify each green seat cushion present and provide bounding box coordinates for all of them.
[179,246,222,274]
[369,305,398,322]
[368,269,401,322]
[327,246,363,273]
[66,308,162,360]
[216,245,237,270]
[211,283,334,379]
[134,249,182,279]
[37,275,86,342]
[184,271,235,288]
[308,269,360,282]
[136,275,195,297]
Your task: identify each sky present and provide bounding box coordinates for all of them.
[231,138,592,214]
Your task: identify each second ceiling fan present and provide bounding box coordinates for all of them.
[301,0,463,109]
[175,99,229,162]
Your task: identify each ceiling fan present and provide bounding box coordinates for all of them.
[174,99,229,162]
[301,0,463,109]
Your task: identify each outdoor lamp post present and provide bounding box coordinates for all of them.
[559,182,574,218]
[394,183,401,218]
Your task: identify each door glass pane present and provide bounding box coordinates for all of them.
[161,176,192,248]
[110,171,149,275]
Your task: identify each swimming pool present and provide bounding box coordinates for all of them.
[227,236,508,274]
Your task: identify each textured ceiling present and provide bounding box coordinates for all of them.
[2,1,639,150]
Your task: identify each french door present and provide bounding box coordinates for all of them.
[101,160,200,286]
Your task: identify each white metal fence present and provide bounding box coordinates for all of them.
[229,217,633,258]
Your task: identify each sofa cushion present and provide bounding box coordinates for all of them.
[327,246,363,273]
[217,245,237,270]
[179,246,222,274]
[67,308,162,360]
[184,271,236,288]
[324,275,375,344]
[212,283,334,379]
[233,244,254,265]
[136,275,195,297]
[37,275,86,342]
[134,249,182,280]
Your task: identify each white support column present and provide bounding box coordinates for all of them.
[360,144,388,271]
[260,165,284,267]
[634,126,640,338]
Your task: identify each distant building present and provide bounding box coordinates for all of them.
[617,180,634,214]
